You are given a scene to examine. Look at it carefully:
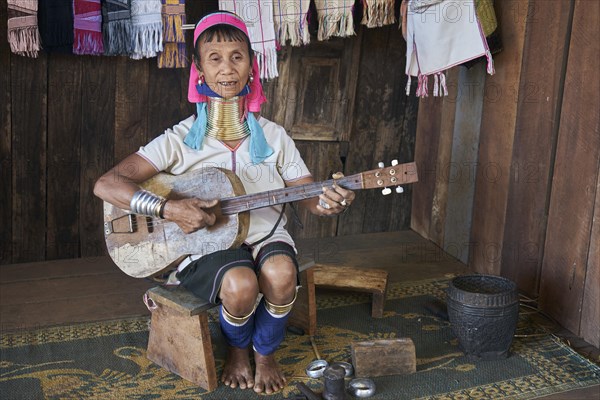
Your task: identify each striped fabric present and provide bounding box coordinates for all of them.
[273,0,311,46]
[314,0,355,41]
[157,0,188,68]
[219,0,279,80]
[7,0,41,57]
[73,0,104,55]
[129,0,163,59]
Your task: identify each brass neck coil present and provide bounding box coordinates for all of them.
[205,96,250,142]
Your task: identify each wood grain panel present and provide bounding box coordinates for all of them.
[115,58,149,162]
[429,68,458,248]
[500,0,574,295]
[79,57,116,257]
[581,172,600,348]
[343,25,417,235]
[469,0,528,274]
[47,54,82,260]
[0,0,12,264]
[410,97,443,240]
[147,64,189,142]
[539,0,600,335]
[11,54,48,263]
[444,64,486,264]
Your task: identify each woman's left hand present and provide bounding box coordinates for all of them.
[317,179,355,217]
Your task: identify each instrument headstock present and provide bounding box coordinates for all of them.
[361,160,419,194]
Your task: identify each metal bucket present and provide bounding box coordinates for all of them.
[446,275,519,360]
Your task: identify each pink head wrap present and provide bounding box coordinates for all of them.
[188,11,266,112]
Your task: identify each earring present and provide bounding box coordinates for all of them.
[249,74,254,84]
[198,75,205,85]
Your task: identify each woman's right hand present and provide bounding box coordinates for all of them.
[162,198,219,234]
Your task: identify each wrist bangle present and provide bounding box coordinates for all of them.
[130,190,167,218]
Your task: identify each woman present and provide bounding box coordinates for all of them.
[94,11,354,394]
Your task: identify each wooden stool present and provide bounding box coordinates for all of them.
[312,264,388,318]
[145,258,316,390]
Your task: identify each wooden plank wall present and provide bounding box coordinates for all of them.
[1,3,418,265]
[410,0,600,348]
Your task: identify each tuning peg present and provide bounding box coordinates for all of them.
[382,187,392,195]
[378,161,385,168]
[391,159,398,166]
[396,186,404,193]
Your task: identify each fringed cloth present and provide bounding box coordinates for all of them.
[219,0,279,80]
[73,0,104,55]
[361,0,396,28]
[7,0,41,57]
[158,0,187,68]
[102,0,132,56]
[273,0,311,46]
[38,0,74,53]
[130,0,163,59]
[314,0,355,41]
[405,0,494,98]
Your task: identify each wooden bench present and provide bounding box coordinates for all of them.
[312,264,389,318]
[145,258,316,391]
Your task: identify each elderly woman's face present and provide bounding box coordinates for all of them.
[197,38,252,99]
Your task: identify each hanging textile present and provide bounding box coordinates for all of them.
[102,0,132,56]
[361,0,396,28]
[273,0,311,46]
[7,0,41,57]
[405,0,494,97]
[73,0,104,55]
[129,0,163,59]
[462,0,502,69]
[219,0,279,80]
[314,0,355,41]
[157,0,188,68]
[38,0,74,53]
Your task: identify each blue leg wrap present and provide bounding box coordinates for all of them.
[219,305,255,348]
[252,298,291,355]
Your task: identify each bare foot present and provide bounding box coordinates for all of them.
[221,346,254,389]
[253,351,286,394]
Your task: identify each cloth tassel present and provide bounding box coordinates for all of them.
[440,72,448,96]
[130,21,163,59]
[255,47,279,80]
[416,74,429,98]
[315,0,355,41]
[162,12,184,42]
[74,31,103,55]
[486,50,495,75]
[273,0,311,47]
[278,20,310,47]
[361,0,395,28]
[8,25,42,57]
[405,75,412,96]
[158,42,188,68]
[433,73,439,97]
[104,19,132,55]
[317,13,355,41]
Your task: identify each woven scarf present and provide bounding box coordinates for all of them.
[157,0,187,68]
[7,0,41,57]
[405,0,494,97]
[219,0,279,80]
[273,0,311,46]
[129,0,163,59]
[314,0,355,41]
[38,0,74,53]
[361,0,396,28]
[102,0,132,56]
[73,0,104,55]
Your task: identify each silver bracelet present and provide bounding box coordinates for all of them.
[348,378,376,398]
[305,359,329,378]
[130,190,167,218]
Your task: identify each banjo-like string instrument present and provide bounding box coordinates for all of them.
[103,161,418,278]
